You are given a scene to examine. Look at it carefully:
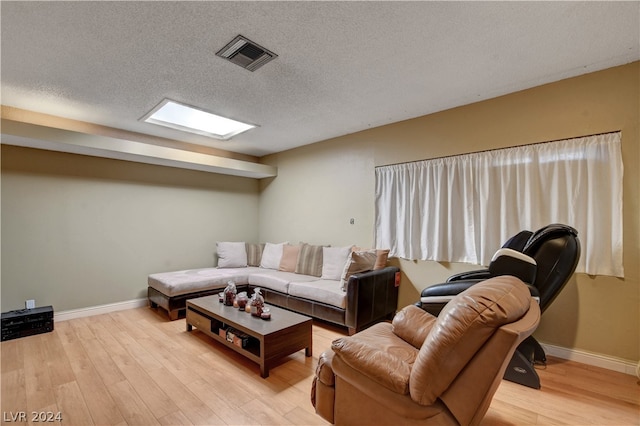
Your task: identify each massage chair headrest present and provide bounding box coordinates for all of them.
[523,224,579,255]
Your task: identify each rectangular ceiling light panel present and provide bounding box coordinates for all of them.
[142,99,256,140]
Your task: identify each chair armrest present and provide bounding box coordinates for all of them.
[332,336,411,394]
[311,350,336,423]
[419,279,541,316]
[446,269,491,282]
[419,280,479,315]
[345,266,400,333]
[420,280,481,300]
[314,350,335,387]
[391,305,436,348]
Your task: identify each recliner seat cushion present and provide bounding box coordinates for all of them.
[410,276,531,405]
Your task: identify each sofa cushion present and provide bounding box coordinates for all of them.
[246,243,265,267]
[321,246,352,280]
[260,242,286,270]
[216,242,248,268]
[288,279,347,309]
[148,267,260,297]
[279,244,302,272]
[223,267,259,283]
[295,244,325,277]
[248,270,317,294]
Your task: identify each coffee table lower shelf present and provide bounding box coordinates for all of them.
[186,297,312,378]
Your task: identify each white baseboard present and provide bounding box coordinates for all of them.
[541,342,639,377]
[54,298,148,322]
[53,299,638,378]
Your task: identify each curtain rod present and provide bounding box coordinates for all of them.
[375,130,621,169]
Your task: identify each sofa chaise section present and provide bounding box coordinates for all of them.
[147,267,259,320]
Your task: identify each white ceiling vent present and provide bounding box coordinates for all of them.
[216,35,277,72]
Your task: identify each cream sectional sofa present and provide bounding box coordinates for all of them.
[148,242,400,334]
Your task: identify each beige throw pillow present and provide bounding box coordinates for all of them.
[295,244,325,277]
[279,244,302,272]
[352,246,390,270]
[246,243,265,267]
[340,250,377,291]
[374,249,390,270]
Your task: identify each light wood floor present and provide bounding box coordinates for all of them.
[1,306,638,425]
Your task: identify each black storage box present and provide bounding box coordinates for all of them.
[1,306,54,341]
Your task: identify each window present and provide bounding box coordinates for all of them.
[374,132,623,277]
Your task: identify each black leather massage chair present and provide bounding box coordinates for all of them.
[418,224,581,389]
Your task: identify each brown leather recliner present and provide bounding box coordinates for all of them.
[311,275,540,426]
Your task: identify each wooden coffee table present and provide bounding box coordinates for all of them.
[186,295,312,378]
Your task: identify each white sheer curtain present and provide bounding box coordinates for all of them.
[375,132,623,277]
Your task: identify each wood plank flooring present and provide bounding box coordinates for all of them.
[1,306,638,425]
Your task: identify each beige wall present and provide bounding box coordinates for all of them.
[259,142,376,246]
[1,146,260,312]
[260,62,639,362]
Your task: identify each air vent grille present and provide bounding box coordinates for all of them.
[216,35,277,72]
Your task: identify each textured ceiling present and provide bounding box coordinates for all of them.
[2,1,639,157]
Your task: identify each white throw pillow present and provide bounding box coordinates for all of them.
[260,242,286,270]
[217,242,248,268]
[321,246,353,280]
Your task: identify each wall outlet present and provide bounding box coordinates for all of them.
[25,299,35,309]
